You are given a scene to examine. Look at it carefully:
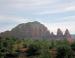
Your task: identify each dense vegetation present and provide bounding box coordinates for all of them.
[0,37,75,58]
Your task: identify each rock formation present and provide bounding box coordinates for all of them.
[64,29,72,39]
[0,21,50,39]
[57,28,63,36]
[0,21,72,40]
[56,28,64,40]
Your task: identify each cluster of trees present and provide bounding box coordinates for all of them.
[0,37,75,58]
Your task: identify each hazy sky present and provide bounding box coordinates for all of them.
[0,0,75,34]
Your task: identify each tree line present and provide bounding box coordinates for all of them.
[0,37,75,58]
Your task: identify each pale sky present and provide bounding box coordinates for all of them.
[0,0,75,34]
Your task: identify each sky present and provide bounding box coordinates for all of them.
[0,0,75,34]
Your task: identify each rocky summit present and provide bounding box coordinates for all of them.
[0,21,72,40]
[0,21,50,39]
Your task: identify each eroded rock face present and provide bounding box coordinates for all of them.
[64,29,71,39]
[50,32,56,39]
[57,28,63,36]
[0,21,50,39]
[56,28,64,40]
[0,21,72,40]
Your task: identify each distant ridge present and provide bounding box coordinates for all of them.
[0,21,72,40]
